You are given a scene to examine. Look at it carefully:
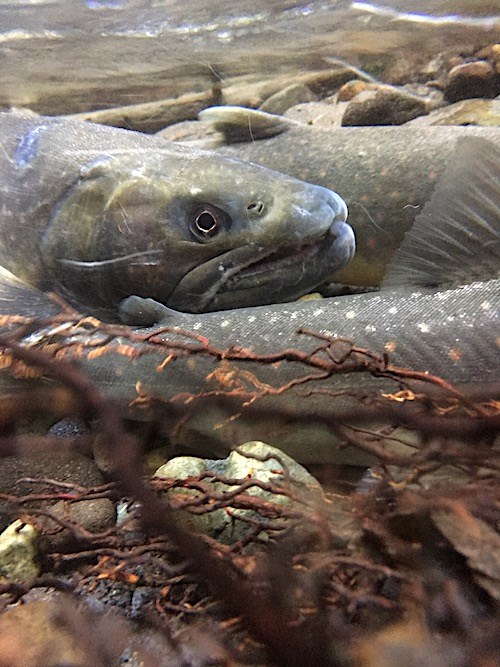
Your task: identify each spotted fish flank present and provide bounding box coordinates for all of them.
[114,137,499,462]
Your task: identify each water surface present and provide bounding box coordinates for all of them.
[1,0,498,113]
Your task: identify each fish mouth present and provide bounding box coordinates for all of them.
[222,239,327,291]
[209,216,356,306]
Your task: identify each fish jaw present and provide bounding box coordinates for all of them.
[167,184,354,313]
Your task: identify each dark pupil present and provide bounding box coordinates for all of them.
[196,210,217,233]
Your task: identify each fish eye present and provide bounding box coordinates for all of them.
[190,204,228,241]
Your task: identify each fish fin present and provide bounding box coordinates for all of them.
[119,296,186,326]
[382,136,500,288]
[0,269,65,320]
[198,106,295,143]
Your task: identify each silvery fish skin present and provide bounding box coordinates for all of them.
[2,137,498,465]
[117,279,499,464]
[0,111,353,316]
[198,107,500,287]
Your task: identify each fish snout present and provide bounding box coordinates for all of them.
[289,184,349,240]
[318,185,349,225]
[314,185,355,266]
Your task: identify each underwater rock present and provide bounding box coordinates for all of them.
[341,84,430,126]
[0,452,115,552]
[0,597,141,667]
[71,89,219,133]
[432,505,500,601]
[0,520,39,582]
[405,98,500,126]
[445,60,500,102]
[155,441,324,544]
[0,452,105,499]
[259,83,316,115]
[198,105,294,141]
[156,118,224,147]
[284,100,347,127]
[38,497,115,553]
[337,79,375,101]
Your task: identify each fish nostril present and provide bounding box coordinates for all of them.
[247,201,265,215]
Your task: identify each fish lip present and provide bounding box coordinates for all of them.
[329,217,356,264]
[221,239,325,292]
[321,188,349,225]
[211,206,355,298]
[214,185,355,290]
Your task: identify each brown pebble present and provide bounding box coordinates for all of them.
[474,43,500,60]
[447,56,463,70]
[337,80,376,102]
[38,497,115,553]
[0,598,140,667]
[342,85,429,126]
[489,44,500,74]
[445,60,500,103]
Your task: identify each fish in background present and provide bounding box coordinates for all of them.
[194,105,500,289]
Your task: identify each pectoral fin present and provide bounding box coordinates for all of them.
[0,268,65,321]
[198,106,295,143]
[119,295,185,326]
[382,136,500,288]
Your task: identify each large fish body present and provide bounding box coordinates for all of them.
[1,136,498,464]
[203,111,499,286]
[0,111,353,316]
[98,278,499,465]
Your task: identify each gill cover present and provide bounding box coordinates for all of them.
[41,157,175,308]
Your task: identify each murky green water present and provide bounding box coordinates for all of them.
[0,1,498,114]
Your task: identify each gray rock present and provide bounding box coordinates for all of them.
[47,417,88,438]
[70,89,219,133]
[284,100,346,127]
[198,105,293,142]
[155,442,323,544]
[405,98,500,127]
[222,66,374,111]
[155,455,232,538]
[0,520,40,581]
[260,83,316,115]
[156,119,224,148]
[225,441,322,489]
